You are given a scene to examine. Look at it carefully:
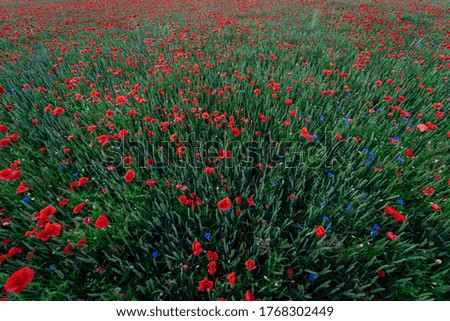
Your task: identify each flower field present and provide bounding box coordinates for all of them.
[0,0,449,301]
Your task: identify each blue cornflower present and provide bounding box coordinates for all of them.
[22,197,30,203]
[319,116,325,121]
[312,135,317,140]
[152,251,159,258]
[371,229,379,236]
[397,157,404,163]
[272,179,277,185]
[323,216,329,221]
[363,148,369,153]
[309,273,316,281]
[319,201,325,206]
[204,233,211,240]
[347,205,354,211]
[373,224,379,229]
[328,173,334,178]
[396,199,404,205]
[362,194,367,199]
[365,159,372,164]
[368,152,374,159]
[58,167,64,171]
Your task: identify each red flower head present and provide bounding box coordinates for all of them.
[95,215,109,229]
[73,202,86,214]
[44,223,62,238]
[315,225,327,238]
[207,251,219,262]
[124,169,135,182]
[207,262,217,275]
[115,96,128,105]
[430,203,441,211]
[198,277,214,292]
[301,127,313,140]
[227,272,236,286]
[384,206,399,216]
[204,167,215,175]
[218,197,232,211]
[217,150,232,160]
[244,290,255,301]
[245,259,257,271]
[77,177,89,186]
[386,231,397,241]
[4,267,35,293]
[192,241,203,256]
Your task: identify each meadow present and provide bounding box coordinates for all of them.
[0,0,449,300]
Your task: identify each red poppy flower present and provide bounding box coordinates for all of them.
[124,169,135,182]
[217,150,232,160]
[301,127,313,140]
[430,203,441,211]
[179,195,187,205]
[115,96,128,105]
[244,290,255,301]
[0,168,21,181]
[227,272,236,286]
[95,215,109,228]
[204,167,215,175]
[198,277,214,292]
[192,241,203,256]
[16,183,30,194]
[405,149,414,158]
[218,197,232,211]
[73,202,86,214]
[123,156,133,165]
[207,251,219,262]
[77,177,89,186]
[58,198,70,208]
[335,134,343,140]
[63,243,73,254]
[245,259,257,271]
[53,107,65,115]
[4,267,35,293]
[315,225,326,238]
[246,198,255,206]
[76,237,87,247]
[44,223,62,237]
[386,231,397,241]
[207,262,217,275]
[231,127,240,137]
